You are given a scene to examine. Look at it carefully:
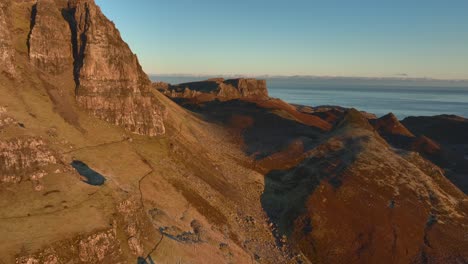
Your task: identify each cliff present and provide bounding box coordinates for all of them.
[157,78,269,102]
[67,0,166,136]
[25,0,167,136]
[0,1,16,77]
[28,0,73,74]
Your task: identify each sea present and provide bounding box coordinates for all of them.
[150,75,468,119]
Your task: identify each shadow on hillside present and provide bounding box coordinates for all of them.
[178,99,325,160]
[260,135,368,237]
[369,115,468,194]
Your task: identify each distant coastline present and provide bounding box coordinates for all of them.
[150,74,468,119]
[150,74,468,86]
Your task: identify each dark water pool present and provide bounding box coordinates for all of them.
[137,256,155,264]
[71,160,106,186]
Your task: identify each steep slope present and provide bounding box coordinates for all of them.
[262,110,468,263]
[30,0,166,136]
[369,114,467,195]
[402,115,468,145]
[160,80,468,263]
[372,113,414,138]
[1,0,468,263]
[402,115,468,194]
[1,1,291,263]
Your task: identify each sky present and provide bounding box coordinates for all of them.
[94,0,468,79]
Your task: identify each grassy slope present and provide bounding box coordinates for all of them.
[0,2,286,263]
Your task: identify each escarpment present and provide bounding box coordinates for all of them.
[156,78,269,102]
[0,1,16,77]
[26,0,166,136]
[28,0,73,74]
[67,0,166,136]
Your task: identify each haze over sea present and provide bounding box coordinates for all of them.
[150,75,468,119]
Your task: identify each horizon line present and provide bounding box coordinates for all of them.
[148,73,468,82]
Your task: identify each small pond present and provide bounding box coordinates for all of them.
[137,256,155,264]
[71,160,106,186]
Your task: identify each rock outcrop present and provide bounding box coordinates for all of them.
[0,137,57,185]
[77,228,121,263]
[0,106,16,129]
[226,78,268,98]
[0,1,16,77]
[152,81,170,91]
[28,0,73,74]
[157,78,269,102]
[64,0,166,136]
[16,227,123,264]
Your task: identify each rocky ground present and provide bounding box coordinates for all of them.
[0,0,467,264]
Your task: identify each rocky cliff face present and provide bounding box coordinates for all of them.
[226,78,268,98]
[0,1,16,77]
[66,0,166,136]
[26,0,166,136]
[28,0,73,75]
[157,78,269,102]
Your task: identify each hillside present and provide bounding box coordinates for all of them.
[1,1,467,264]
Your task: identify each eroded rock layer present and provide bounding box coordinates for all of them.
[16,227,122,263]
[0,1,16,77]
[66,0,166,136]
[0,137,57,185]
[28,0,73,74]
[157,78,269,102]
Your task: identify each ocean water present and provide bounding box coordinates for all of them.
[150,75,468,119]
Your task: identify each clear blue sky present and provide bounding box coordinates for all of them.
[95,0,468,79]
